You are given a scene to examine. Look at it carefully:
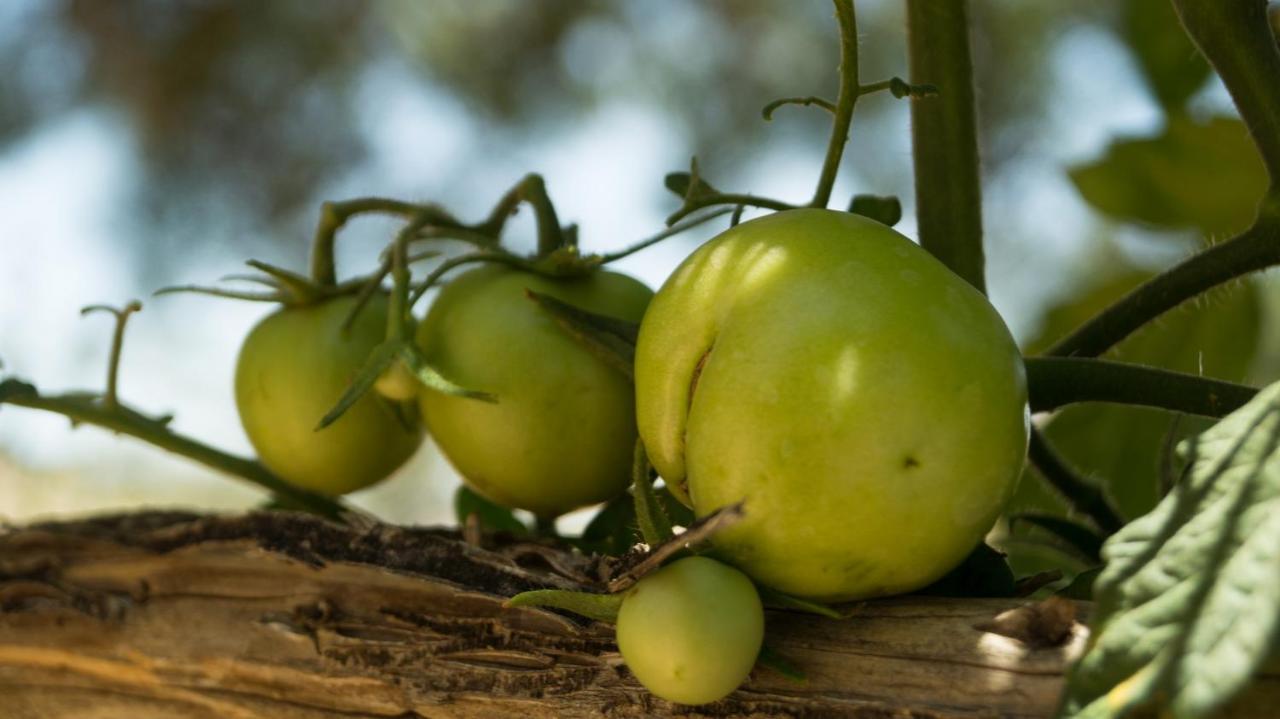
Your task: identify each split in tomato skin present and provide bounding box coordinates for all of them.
[615,556,765,706]
[235,293,423,496]
[635,208,1029,601]
[416,264,653,519]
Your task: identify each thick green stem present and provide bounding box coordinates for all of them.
[809,0,859,208]
[1025,357,1257,417]
[906,0,986,292]
[1027,428,1124,534]
[1172,0,1280,195]
[1047,222,1280,357]
[1,385,351,520]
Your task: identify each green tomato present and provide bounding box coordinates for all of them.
[616,556,764,706]
[635,209,1029,601]
[416,265,652,518]
[235,293,423,495]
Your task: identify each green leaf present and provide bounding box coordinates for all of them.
[847,194,902,227]
[757,644,808,683]
[757,585,842,619]
[1069,116,1267,235]
[632,441,672,546]
[1059,380,1280,718]
[504,589,622,624]
[916,543,1017,598]
[1122,0,1211,111]
[1010,513,1105,564]
[0,377,37,404]
[454,486,528,535]
[399,344,496,403]
[525,290,638,379]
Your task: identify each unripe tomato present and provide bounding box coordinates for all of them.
[635,209,1029,601]
[616,556,764,705]
[235,293,423,495]
[416,265,652,518]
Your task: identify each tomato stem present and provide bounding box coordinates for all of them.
[906,0,986,293]
[1025,357,1257,417]
[1027,429,1124,535]
[80,301,142,410]
[310,198,454,287]
[808,0,859,209]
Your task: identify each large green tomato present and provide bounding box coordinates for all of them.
[616,556,764,705]
[235,294,423,495]
[416,265,652,518]
[635,209,1029,601]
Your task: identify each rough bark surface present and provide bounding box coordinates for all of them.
[0,511,1268,718]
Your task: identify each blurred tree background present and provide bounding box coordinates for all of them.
[1,0,1276,563]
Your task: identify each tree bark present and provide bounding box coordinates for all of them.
[0,512,1272,718]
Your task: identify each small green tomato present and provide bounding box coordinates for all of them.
[235,293,423,495]
[616,556,764,705]
[416,264,652,518]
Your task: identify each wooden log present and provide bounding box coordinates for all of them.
[0,511,1265,718]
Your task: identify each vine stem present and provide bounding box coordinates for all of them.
[906,0,986,292]
[1027,428,1125,535]
[81,301,142,410]
[1047,221,1280,358]
[809,0,859,209]
[1025,357,1257,417]
[0,384,353,520]
[310,198,458,287]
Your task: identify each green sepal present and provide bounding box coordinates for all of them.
[504,589,623,624]
[757,644,808,683]
[525,290,638,379]
[757,585,842,619]
[632,441,673,546]
[399,343,496,403]
[848,194,902,227]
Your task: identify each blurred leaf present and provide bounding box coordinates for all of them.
[847,194,902,227]
[454,486,529,535]
[1058,566,1102,601]
[916,543,1016,598]
[1122,0,1211,111]
[1014,265,1261,524]
[1069,116,1266,235]
[1060,381,1280,718]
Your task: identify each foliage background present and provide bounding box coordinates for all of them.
[0,0,1274,543]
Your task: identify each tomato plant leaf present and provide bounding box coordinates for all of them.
[526,289,638,379]
[504,589,622,624]
[454,486,529,536]
[1068,116,1267,235]
[1059,380,1280,718]
[847,194,902,227]
[1009,513,1105,564]
[1122,0,1211,111]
